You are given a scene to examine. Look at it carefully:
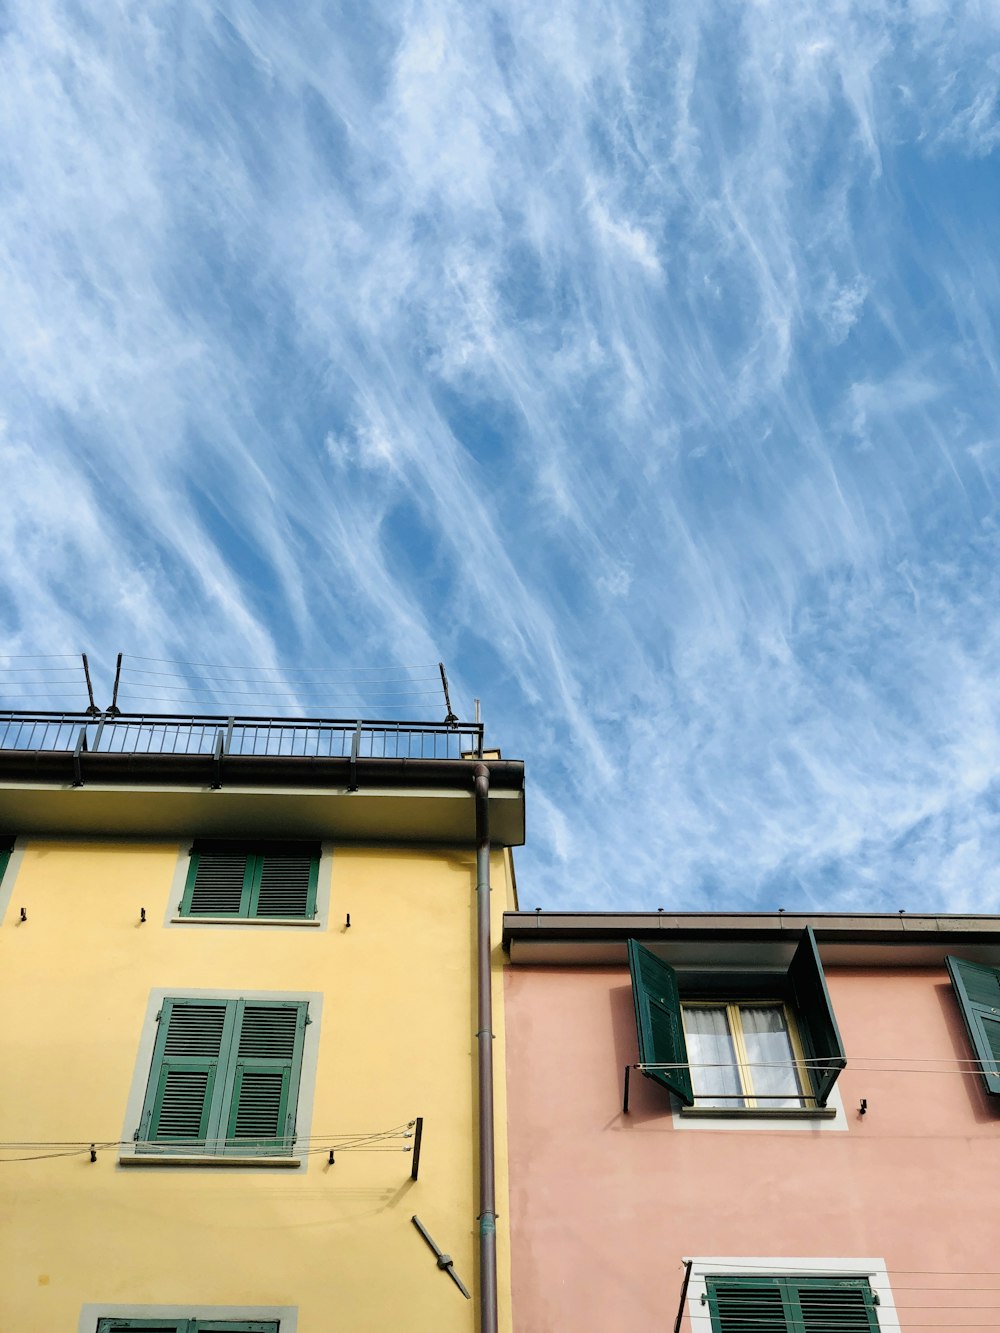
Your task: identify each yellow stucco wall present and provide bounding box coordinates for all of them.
[0,835,514,1333]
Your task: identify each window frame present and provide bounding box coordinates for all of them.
[627,928,846,1115]
[95,1322,279,1333]
[118,988,322,1170]
[680,998,815,1110]
[178,841,321,923]
[80,1308,296,1333]
[684,1259,901,1333]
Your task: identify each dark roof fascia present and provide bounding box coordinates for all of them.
[502,910,1000,951]
[0,749,524,793]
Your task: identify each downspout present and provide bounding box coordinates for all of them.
[473,762,499,1333]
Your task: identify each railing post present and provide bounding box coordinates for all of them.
[72,726,88,787]
[348,720,362,792]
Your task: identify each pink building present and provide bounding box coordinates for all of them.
[503,911,1000,1332]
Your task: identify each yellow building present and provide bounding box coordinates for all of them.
[0,712,523,1333]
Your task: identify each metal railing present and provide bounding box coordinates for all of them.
[0,712,485,761]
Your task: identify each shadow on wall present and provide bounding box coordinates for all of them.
[932,980,1000,1126]
[608,981,676,1127]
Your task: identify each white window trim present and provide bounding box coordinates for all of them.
[117,987,323,1170]
[163,840,335,930]
[78,1303,297,1332]
[685,1256,900,1331]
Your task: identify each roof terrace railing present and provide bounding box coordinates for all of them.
[0,712,485,761]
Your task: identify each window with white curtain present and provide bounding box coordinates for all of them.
[681,1002,811,1109]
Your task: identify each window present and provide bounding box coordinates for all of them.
[945,955,1000,1095]
[705,1275,880,1331]
[135,997,308,1156]
[179,841,319,920]
[681,1001,811,1109]
[627,927,846,1110]
[97,1323,279,1332]
[0,835,12,884]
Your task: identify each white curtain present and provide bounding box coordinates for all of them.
[740,1006,804,1107]
[683,1007,743,1107]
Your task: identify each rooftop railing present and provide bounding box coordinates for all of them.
[0,712,485,761]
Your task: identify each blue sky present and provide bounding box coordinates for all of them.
[1,1,1000,912]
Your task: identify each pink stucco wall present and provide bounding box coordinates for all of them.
[504,964,1000,1331]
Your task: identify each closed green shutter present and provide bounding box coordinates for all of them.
[251,849,319,918]
[181,842,319,919]
[626,938,694,1105]
[223,1001,308,1152]
[946,955,1000,1095]
[138,1000,236,1148]
[182,849,253,916]
[788,926,847,1106]
[96,1323,279,1332]
[137,997,308,1154]
[706,1276,879,1332]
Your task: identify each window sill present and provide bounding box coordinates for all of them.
[171,916,321,927]
[119,1153,302,1168]
[679,1105,838,1120]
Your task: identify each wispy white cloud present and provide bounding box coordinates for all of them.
[1,0,999,911]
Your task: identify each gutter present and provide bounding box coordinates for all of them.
[473,763,499,1333]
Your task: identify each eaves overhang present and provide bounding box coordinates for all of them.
[503,910,1000,968]
[0,755,526,847]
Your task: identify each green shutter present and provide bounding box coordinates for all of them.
[96,1323,187,1332]
[138,1000,236,1148]
[181,842,319,918]
[0,835,13,887]
[946,955,1000,1095]
[223,1001,308,1152]
[96,1323,279,1332]
[182,849,254,916]
[138,997,308,1155]
[707,1276,879,1333]
[251,851,319,918]
[626,938,694,1105]
[788,926,846,1106]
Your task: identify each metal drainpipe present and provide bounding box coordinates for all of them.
[473,762,499,1333]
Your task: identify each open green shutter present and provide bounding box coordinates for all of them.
[0,835,13,886]
[626,938,693,1105]
[138,999,236,1148]
[223,1001,308,1152]
[788,926,846,1106]
[182,848,253,916]
[946,955,1000,1096]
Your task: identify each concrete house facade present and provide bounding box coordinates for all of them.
[503,910,1000,1332]
[0,709,524,1333]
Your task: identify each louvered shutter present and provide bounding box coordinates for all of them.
[223,1001,308,1153]
[707,1278,790,1331]
[796,1279,879,1331]
[946,956,1000,1095]
[707,1277,879,1333]
[788,926,847,1106]
[138,1000,235,1148]
[251,848,319,918]
[182,848,253,916]
[96,1323,187,1332]
[0,835,13,886]
[182,842,319,918]
[198,1323,280,1331]
[626,939,694,1105]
